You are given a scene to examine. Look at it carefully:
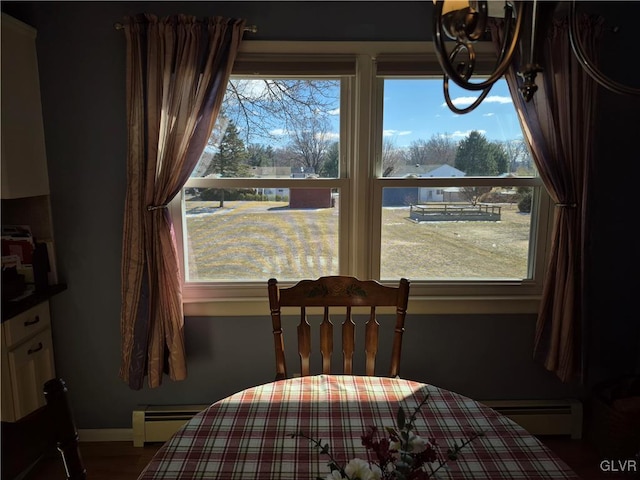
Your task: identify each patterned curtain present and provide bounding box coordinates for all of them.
[120,14,245,389]
[491,12,603,382]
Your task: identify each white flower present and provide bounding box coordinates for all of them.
[369,463,383,480]
[390,432,427,453]
[408,433,427,453]
[344,458,379,480]
[325,470,346,480]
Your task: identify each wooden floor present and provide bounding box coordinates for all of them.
[22,436,625,480]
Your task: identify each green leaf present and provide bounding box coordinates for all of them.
[397,406,406,430]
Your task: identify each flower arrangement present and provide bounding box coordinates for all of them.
[291,395,483,480]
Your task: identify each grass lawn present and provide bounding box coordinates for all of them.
[184,201,531,281]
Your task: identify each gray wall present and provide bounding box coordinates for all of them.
[1,1,638,429]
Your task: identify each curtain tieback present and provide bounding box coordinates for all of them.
[147,204,168,211]
[555,203,577,208]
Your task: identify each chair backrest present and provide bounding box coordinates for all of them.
[43,378,87,480]
[268,276,410,380]
[0,378,86,480]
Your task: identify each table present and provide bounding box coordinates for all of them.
[136,375,580,479]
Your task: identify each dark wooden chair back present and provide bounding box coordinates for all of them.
[268,276,410,380]
[0,378,86,480]
[44,378,87,480]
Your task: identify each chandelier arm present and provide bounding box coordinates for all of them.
[433,0,525,91]
[443,76,494,114]
[568,1,640,96]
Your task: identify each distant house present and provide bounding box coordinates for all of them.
[382,164,466,206]
[251,166,291,199]
[251,166,293,178]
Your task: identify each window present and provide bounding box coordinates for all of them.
[375,78,544,284]
[183,77,345,283]
[171,43,552,315]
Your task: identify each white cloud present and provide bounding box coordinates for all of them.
[443,95,513,108]
[383,129,412,137]
[483,113,495,117]
[450,129,486,138]
[269,128,288,136]
[484,95,512,104]
[229,79,272,101]
[327,108,340,115]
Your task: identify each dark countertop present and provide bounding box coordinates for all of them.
[1,284,67,322]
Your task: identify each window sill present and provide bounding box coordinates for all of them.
[183,294,540,317]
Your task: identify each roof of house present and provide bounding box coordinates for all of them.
[393,163,466,177]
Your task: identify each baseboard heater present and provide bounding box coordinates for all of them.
[480,398,583,439]
[132,398,583,447]
[132,404,209,447]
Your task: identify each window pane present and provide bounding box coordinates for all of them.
[381,78,535,178]
[185,77,342,282]
[192,78,341,179]
[380,187,533,280]
[184,189,340,282]
[379,77,535,281]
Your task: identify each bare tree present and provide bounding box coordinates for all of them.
[381,138,404,177]
[425,134,457,166]
[408,134,457,166]
[223,79,340,144]
[409,139,430,165]
[460,186,493,206]
[288,115,333,174]
[501,138,533,173]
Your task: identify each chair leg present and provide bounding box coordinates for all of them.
[43,378,87,480]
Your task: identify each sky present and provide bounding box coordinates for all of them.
[213,77,524,152]
[382,78,524,147]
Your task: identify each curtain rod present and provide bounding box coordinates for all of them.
[114,22,257,33]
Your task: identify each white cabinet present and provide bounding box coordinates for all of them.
[1,12,49,199]
[0,13,59,423]
[0,301,56,421]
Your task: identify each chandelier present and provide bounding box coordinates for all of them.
[432,0,640,114]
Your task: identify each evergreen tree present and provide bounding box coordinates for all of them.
[247,143,276,168]
[487,141,509,175]
[455,131,498,176]
[204,120,249,207]
[205,120,248,178]
[320,141,339,178]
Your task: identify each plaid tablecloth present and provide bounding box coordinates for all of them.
[137,375,580,479]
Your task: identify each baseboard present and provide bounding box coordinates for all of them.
[77,428,133,442]
[132,404,209,447]
[480,398,583,439]
[76,397,582,444]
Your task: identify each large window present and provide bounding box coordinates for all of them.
[183,77,344,282]
[375,78,542,282]
[171,44,551,314]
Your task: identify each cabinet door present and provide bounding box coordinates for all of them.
[1,346,15,420]
[3,301,51,349]
[7,328,56,420]
[1,13,50,199]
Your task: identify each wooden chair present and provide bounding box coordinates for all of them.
[268,276,410,380]
[1,378,86,480]
[44,378,87,480]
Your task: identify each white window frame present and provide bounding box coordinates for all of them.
[170,41,553,317]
